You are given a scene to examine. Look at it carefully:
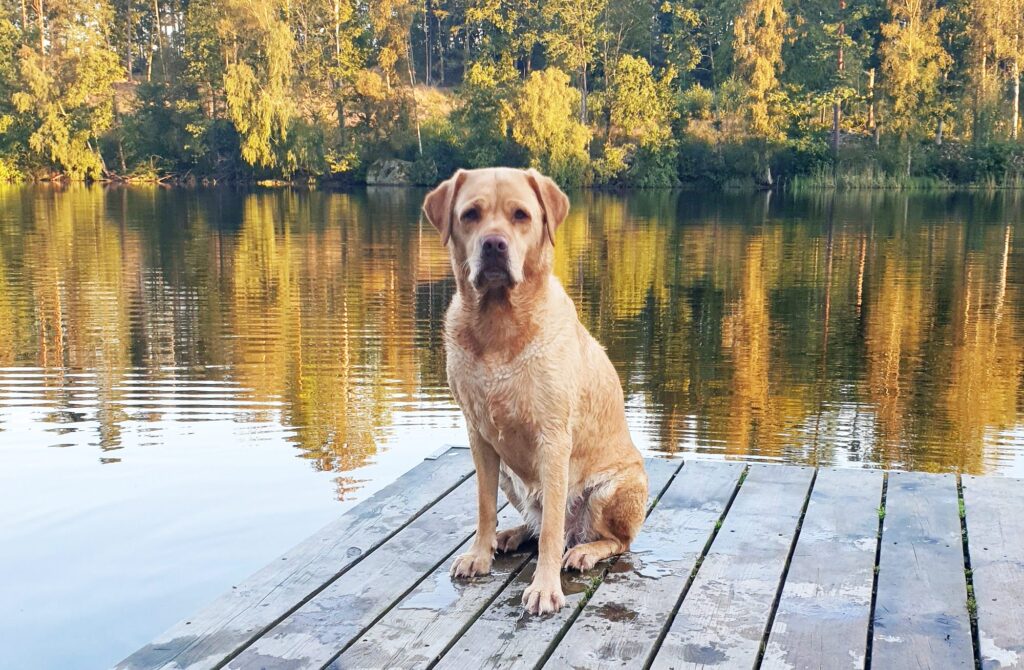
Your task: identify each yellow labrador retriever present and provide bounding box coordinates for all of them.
[422,167,648,615]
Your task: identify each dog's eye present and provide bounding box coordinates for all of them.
[513,209,529,222]
[460,208,479,223]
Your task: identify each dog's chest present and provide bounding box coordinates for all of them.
[447,346,546,449]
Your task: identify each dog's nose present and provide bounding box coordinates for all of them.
[481,235,509,258]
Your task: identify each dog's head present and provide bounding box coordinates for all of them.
[422,167,569,295]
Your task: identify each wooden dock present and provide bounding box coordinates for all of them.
[119,446,1024,670]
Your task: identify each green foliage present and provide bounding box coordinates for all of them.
[408,155,439,185]
[592,144,631,184]
[879,0,951,144]
[0,0,1021,187]
[511,68,592,185]
[454,57,521,167]
[345,69,419,163]
[182,0,226,101]
[680,84,715,121]
[542,0,605,77]
[657,2,703,74]
[221,0,295,170]
[629,145,681,187]
[677,136,757,187]
[280,119,328,178]
[609,56,677,148]
[601,55,680,186]
[0,17,24,177]
[118,81,206,172]
[542,0,606,120]
[369,0,417,88]
[733,0,789,141]
[9,0,122,179]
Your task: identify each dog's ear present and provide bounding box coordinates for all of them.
[525,169,570,246]
[422,170,467,246]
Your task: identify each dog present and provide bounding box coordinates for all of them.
[422,167,648,615]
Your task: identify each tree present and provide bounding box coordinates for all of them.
[732,0,788,183]
[510,67,591,184]
[542,0,607,122]
[182,0,226,119]
[369,0,417,90]
[784,0,873,152]
[608,55,677,148]
[991,0,1022,140]
[461,0,515,65]
[455,55,520,166]
[606,54,680,186]
[656,2,703,76]
[345,68,417,157]
[879,0,951,174]
[1,0,1022,185]
[598,0,657,79]
[1014,3,1022,141]
[0,16,22,178]
[11,0,123,178]
[509,0,543,73]
[219,0,295,170]
[288,0,364,145]
[964,0,1000,143]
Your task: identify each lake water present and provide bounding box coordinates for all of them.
[1,185,1023,668]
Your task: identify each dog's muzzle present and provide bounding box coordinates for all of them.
[475,235,513,288]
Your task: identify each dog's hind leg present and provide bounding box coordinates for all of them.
[496,524,532,553]
[562,465,647,572]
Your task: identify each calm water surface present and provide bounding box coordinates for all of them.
[1,185,1023,668]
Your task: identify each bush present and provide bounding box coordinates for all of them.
[676,137,752,187]
[592,143,631,186]
[627,145,680,188]
[117,81,207,174]
[280,120,327,178]
[200,119,246,178]
[943,142,1024,185]
[680,84,714,121]
[408,156,439,185]
[772,135,831,180]
[0,155,23,182]
[420,118,462,178]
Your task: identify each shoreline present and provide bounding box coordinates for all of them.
[7,178,1024,192]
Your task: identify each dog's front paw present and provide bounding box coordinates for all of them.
[522,576,565,615]
[450,550,493,578]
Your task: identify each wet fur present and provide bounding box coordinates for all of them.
[422,167,648,615]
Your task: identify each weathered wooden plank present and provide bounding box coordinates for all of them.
[434,458,682,670]
[546,460,744,670]
[872,471,974,669]
[116,447,474,670]
[649,463,815,670]
[761,468,883,670]
[329,505,534,669]
[224,475,493,669]
[963,474,1024,669]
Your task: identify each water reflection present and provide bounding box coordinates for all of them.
[1,185,1022,475]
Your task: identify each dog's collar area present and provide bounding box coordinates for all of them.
[448,332,556,389]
